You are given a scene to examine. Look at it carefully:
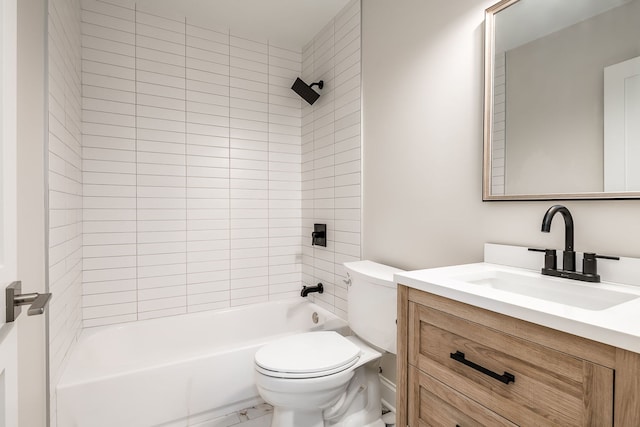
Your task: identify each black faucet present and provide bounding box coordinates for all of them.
[301,283,324,297]
[541,205,575,272]
[531,205,619,283]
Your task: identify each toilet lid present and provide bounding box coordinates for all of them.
[254,331,360,376]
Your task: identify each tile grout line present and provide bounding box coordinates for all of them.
[228,28,231,309]
[311,35,316,296]
[184,16,188,313]
[332,18,337,314]
[267,39,270,302]
[134,4,139,321]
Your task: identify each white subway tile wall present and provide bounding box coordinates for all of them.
[136,9,188,321]
[49,0,83,425]
[78,0,360,326]
[186,23,231,314]
[301,0,361,320]
[81,0,137,327]
[492,52,506,195]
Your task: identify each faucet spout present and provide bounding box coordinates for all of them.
[541,205,575,271]
[301,283,324,297]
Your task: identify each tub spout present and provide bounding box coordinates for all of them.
[301,283,324,297]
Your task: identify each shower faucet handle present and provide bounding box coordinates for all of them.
[311,231,324,246]
[311,224,327,247]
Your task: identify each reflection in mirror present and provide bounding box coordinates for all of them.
[483,0,640,200]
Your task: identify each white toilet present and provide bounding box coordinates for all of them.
[254,260,404,427]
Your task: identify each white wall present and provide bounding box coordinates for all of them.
[301,0,361,319]
[17,0,47,425]
[47,0,83,425]
[362,0,640,273]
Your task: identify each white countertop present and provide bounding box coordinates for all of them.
[394,244,640,354]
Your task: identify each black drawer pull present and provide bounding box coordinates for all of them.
[450,351,515,385]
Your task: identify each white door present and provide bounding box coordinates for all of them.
[0,0,19,425]
[604,56,640,192]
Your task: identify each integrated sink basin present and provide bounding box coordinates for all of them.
[453,270,639,311]
[394,244,640,353]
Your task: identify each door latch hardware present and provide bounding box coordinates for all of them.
[6,281,51,322]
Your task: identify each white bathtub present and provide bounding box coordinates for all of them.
[57,299,347,427]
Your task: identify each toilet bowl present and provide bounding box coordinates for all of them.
[254,261,404,427]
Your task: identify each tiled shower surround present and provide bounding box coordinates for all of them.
[80,0,304,326]
[301,0,361,319]
[77,0,361,326]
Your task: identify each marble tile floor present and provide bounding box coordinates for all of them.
[194,402,396,427]
[193,403,273,427]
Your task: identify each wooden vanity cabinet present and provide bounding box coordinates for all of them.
[396,285,640,427]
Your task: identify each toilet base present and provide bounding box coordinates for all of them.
[330,418,385,427]
[267,363,387,427]
[325,364,386,427]
[269,407,385,427]
[269,412,384,427]
[270,408,324,427]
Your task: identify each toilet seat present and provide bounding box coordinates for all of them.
[255,357,359,379]
[255,331,361,379]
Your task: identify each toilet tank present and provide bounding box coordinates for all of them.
[344,260,405,354]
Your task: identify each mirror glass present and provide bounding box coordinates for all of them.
[484,0,640,200]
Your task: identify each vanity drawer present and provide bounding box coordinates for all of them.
[409,302,614,426]
[409,365,517,427]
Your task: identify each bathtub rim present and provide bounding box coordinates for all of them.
[58,298,347,389]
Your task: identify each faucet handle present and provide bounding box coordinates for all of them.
[582,252,620,276]
[528,247,557,270]
[594,253,620,261]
